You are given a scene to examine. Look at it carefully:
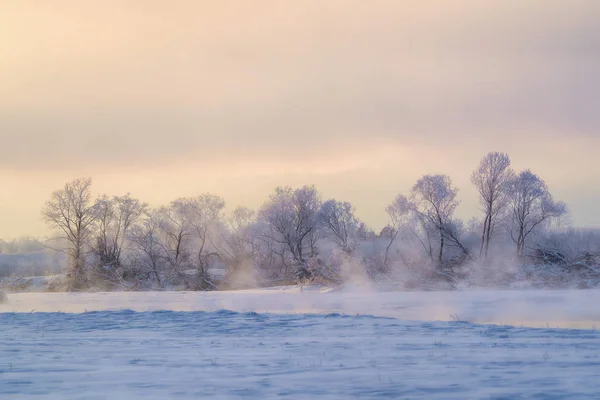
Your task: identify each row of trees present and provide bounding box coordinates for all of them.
[382,153,567,270]
[41,152,572,291]
[0,237,46,255]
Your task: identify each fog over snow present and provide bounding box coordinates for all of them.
[3,287,600,330]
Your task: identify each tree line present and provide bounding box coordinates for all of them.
[41,151,588,292]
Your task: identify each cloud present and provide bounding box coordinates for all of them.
[1,0,599,171]
[1,1,600,238]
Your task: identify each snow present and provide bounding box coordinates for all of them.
[2,286,600,329]
[2,288,600,398]
[2,310,600,398]
[0,275,65,293]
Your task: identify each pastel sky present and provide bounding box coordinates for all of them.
[1,1,599,239]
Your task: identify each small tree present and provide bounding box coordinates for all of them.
[507,170,567,257]
[42,177,96,290]
[384,194,413,268]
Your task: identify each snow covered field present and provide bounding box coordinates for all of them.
[2,288,600,398]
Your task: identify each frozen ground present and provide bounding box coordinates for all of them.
[2,288,600,398]
[2,310,600,399]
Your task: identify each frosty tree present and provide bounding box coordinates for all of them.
[384,194,414,267]
[411,174,466,266]
[148,194,225,289]
[471,152,514,260]
[506,170,567,257]
[129,209,165,288]
[259,185,322,278]
[156,199,194,279]
[385,175,468,270]
[218,207,259,276]
[318,199,358,253]
[181,194,226,277]
[91,194,147,281]
[42,177,96,290]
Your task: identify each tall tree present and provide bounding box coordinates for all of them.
[42,177,96,290]
[471,152,514,259]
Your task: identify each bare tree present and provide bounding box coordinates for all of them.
[384,194,413,268]
[411,175,464,266]
[41,177,96,290]
[221,207,257,267]
[259,185,321,278]
[156,200,194,283]
[91,194,147,285]
[145,195,225,290]
[507,170,567,257]
[130,209,165,288]
[357,222,376,241]
[253,220,291,277]
[471,152,514,260]
[181,194,226,278]
[229,206,256,233]
[216,206,261,285]
[319,199,358,252]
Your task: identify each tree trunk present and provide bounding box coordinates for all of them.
[479,218,487,258]
[69,243,87,291]
[484,214,493,260]
[438,229,444,267]
[383,228,398,270]
[516,228,525,258]
[479,214,488,257]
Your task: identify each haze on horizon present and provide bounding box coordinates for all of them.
[1,0,599,239]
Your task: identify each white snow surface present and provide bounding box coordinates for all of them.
[2,287,600,398]
[2,286,600,328]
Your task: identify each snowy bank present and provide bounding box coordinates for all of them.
[2,286,599,329]
[0,274,67,292]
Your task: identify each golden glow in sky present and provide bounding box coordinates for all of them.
[1,1,599,238]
